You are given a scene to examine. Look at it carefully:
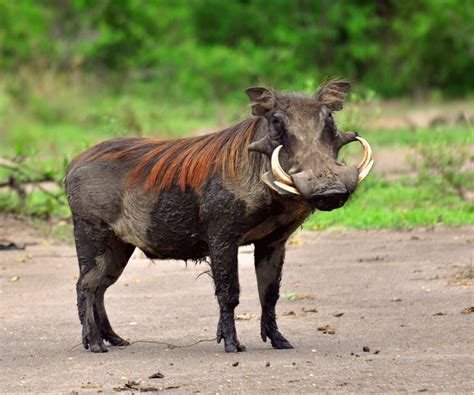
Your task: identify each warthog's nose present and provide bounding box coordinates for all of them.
[313,186,350,211]
[291,171,346,198]
[291,170,350,210]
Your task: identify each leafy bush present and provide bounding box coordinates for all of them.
[412,128,473,200]
[1,0,473,98]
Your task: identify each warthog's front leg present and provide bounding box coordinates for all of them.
[255,240,293,349]
[209,241,246,353]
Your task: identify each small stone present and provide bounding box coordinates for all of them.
[374,350,380,354]
[363,346,370,352]
[232,362,239,367]
[391,297,402,302]
[265,362,270,367]
[149,372,164,379]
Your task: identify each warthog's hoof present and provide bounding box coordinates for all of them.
[105,335,130,347]
[271,338,293,349]
[262,327,293,349]
[225,342,247,353]
[89,341,108,353]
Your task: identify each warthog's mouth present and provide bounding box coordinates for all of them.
[262,136,374,196]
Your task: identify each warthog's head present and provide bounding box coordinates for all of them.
[246,80,373,211]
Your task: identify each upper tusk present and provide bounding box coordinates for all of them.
[358,158,374,183]
[271,145,294,186]
[355,136,374,183]
[356,136,372,170]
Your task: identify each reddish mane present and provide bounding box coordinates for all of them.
[81,117,260,192]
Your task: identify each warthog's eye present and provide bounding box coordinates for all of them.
[271,114,285,137]
[324,112,337,138]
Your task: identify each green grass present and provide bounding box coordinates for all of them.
[356,126,472,148]
[304,177,474,230]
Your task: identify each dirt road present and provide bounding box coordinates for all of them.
[1,218,473,393]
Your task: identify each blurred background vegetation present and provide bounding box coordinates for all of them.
[0,0,473,234]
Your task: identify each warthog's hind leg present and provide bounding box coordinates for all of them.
[73,216,134,352]
[95,237,135,346]
[209,241,246,353]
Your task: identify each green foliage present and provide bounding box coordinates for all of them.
[412,127,473,199]
[304,177,474,230]
[1,0,473,98]
[305,127,473,230]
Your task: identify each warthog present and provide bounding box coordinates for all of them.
[65,80,373,353]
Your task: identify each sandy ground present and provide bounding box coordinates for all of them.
[0,216,473,393]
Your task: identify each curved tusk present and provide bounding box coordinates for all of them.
[356,136,372,171]
[355,136,374,183]
[271,145,294,186]
[358,158,374,183]
[274,180,301,195]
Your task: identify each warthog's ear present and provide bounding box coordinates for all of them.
[245,87,275,116]
[315,80,351,111]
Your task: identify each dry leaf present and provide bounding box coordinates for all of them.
[10,276,20,282]
[302,307,318,313]
[235,313,257,320]
[81,382,101,389]
[317,325,336,334]
[288,238,303,246]
[433,311,447,316]
[294,293,314,300]
[333,311,344,317]
[461,306,474,314]
[282,310,296,316]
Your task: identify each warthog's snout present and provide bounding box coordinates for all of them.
[311,187,350,211]
[267,135,373,205]
[290,171,351,211]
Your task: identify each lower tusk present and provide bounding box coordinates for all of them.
[261,171,301,196]
[271,145,294,186]
[274,180,301,195]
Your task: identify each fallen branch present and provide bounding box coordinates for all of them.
[0,157,65,205]
[0,157,20,170]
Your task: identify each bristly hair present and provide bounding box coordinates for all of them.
[81,117,261,192]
